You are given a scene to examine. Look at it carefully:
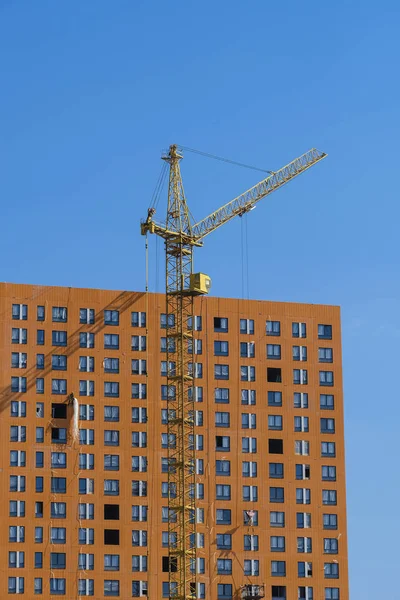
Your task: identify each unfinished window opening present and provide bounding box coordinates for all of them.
[52,404,67,419]
[104,505,120,520]
[267,368,282,383]
[104,529,120,545]
[162,556,177,573]
[269,439,283,454]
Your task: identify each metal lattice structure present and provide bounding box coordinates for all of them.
[141,144,327,600]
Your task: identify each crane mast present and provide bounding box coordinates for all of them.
[141,144,327,600]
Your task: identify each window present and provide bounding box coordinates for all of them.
[267,391,282,407]
[323,490,337,505]
[320,393,334,410]
[215,388,229,403]
[132,407,147,423]
[243,485,258,502]
[324,563,339,579]
[132,432,147,448]
[80,429,95,445]
[318,324,332,339]
[79,504,94,520]
[320,371,334,386]
[80,308,95,324]
[323,514,338,530]
[51,452,67,469]
[132,555,148,572]
[297,513,312,529]
[104,479,119,495]
[217,558,232,575]
[11,352,27,369]
[244,535,259,551]
[104,310,119,325]
[216,435,230,451]
[104,554,120,571]
[268,415,283,430]
[52,379,67,395]
[9,551,25,568]
[52,331,67,346]
[12,304,28,320]
[11,401,26,418]
[9,525,25,542]
[132,312,146,327]
[50,527,66,544]
[132,456,147,472]
[241,319,254,334]
[244,559,259,576]
[36,328,45,346]
[321,418,335,433]
[319,347,333,363]
[216,534,231,550]
[215,412,230,427]
[132,383,147,399]
[104,358,119,373]
[266,320,280,336]
[10,475,26,492]
[50,552,66,569]
[132,530,147,547]
[104,382,119,398]
[36,305,45,321]
[294,369,308,385]
[216,484,231,500]
[78,554,94,571]
[297,537,312,553]
[10,426,26,442]
[215,364,229,380]
[52,427,67,443]
[52,477,67,494]
[132,481,147,497]
[216,460,230,475]
[324,538,339,554]
[132,335,146,351]
[296,488,311,504]
[79,528,95,545]
[295,441,310,456]
[12,328,27,344]
[292,322,306,338]
[294,392,308,409]
[271,561,286,576]
[80,332,95,348]
[294,416,309,432]
[241,413,256,429]
[216,509,231,525]
[270,512,285,527]
[325,589,340,600]
[270,487,284,503]
[36,427,44,443]
[267,367,282,383]
[51,502,66,518]
[242,437,257,453]
[242,461,257,477]
[132,359,147,375]
[270,536,285,552]
[321,442,336,457]
[104,334,119,349]
[269,463,284,478]
[9,500,25,517]
[242,389,256,405]
[104,455,119,470]
[80,405,95,420]
[8,577,24,594]
[214,341,229,356]
[160,313,175,329]
[322,466,337,481]
[104,406,120,422]
[293,346,307,361]
[297,562,312,577]
[11,377,27,393]
[241,366,256,381]
[241,342,255,358]
[52,307,67,323]
[214,317,228,332]
[267,344,281,359]
[298,587,313,600]
[104,430,120,446]
[269,439,283,454]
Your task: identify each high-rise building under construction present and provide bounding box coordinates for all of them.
[0,282,349,600]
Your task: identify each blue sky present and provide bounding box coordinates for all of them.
[1,1,399,597]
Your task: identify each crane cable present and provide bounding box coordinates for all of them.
[178,145,274,175]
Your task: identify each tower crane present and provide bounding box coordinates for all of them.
[141,144,327,600]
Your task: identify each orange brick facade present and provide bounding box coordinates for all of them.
[0,283,349,600]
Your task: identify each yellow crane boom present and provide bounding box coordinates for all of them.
[141,144,327,600]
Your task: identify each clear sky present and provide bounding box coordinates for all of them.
[1,1,399,597]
